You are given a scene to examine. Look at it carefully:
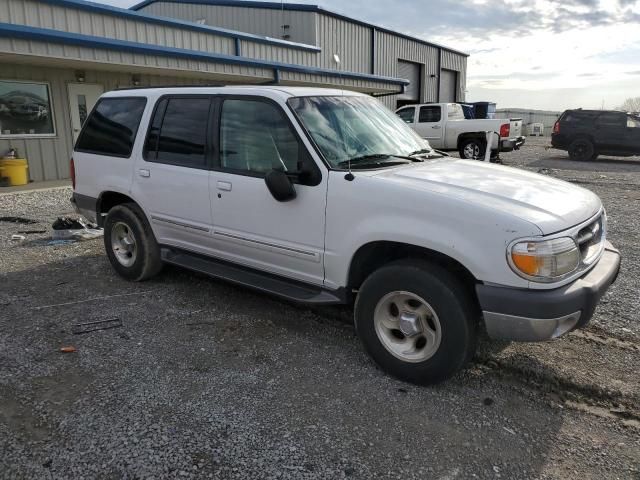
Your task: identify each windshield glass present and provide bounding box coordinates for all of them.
[287,95,436,168]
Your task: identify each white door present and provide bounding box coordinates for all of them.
[210,97,327,286]
[414,105,444,148]
[131,96,214,253]
[68,83,104,144]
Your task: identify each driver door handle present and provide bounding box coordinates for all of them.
[217,181,232,191]
[432,125,442,129]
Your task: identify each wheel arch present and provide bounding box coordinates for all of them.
[347,240,481,313]
[457,132,487,150]
[96,190,142,227]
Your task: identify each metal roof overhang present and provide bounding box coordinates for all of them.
[0,22,409,94]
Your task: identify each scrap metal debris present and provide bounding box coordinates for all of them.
[32,290,156,310]
[72,318,123,335]
[0,216,38,224]
[52,216,103,241]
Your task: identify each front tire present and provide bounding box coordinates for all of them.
[104,203,162,281]
[459,138,486,160]
[354,260,477,385]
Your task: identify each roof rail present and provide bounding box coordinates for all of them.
[114,84,226,91]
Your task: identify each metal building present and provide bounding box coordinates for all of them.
[0,0,467,181]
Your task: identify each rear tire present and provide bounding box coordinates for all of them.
[568,138,595,161]
[459,138,486,160]
[354,260,478,385]
[104,203,162,281]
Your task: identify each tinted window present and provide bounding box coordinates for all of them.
[397,107,415,123]
[419,106,441,123]
[147,97,210,167]
[562,111,594,123]
[220,99,301,174]
[597,113,625,127]
[76,97,146,157]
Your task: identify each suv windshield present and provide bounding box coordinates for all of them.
[288,95,438,169]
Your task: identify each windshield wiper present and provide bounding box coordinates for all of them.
[337,154,409,168]
[408,148,433,157]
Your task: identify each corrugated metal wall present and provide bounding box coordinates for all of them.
[496,109,562,136]
[441,49,466,103]
[315,14,371,72]
[140,1,317,46]
[134,2,468,109]
[0,63,213,182]
[2,0,235,55]
[373,30,439,109]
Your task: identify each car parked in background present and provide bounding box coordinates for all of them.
[552,109,640,161]
[396,103,525,160]
[72,86,619,385]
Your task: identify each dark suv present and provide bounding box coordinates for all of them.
[551,109,640,161]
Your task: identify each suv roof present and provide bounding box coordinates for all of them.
[103,85,367,100]
[561,109,625,117]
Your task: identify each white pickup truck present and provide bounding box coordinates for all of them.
[396,103,525,160]
[72,86,619,385]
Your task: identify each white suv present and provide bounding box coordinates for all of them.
[71,86,620,384]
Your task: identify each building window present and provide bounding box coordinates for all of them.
[0,80,55,137]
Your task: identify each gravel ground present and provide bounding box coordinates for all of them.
[1,142,639,479]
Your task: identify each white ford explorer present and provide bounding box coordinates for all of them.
[71,86,620,384]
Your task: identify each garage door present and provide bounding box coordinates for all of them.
[440,69,458,103]
[397,60,421,102]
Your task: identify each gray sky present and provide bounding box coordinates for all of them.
[97,0,640,110]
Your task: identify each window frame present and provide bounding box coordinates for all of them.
[142,94,214,170]
[215,95,321,186]
[418,105,442,123]
[74,96,147,159]
[0,79,57,139]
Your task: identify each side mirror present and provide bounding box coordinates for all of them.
[265,169,296,202]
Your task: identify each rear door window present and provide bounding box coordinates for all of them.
[75,97,147,157]
[144,96,212,168]
[418,106,441,123]
[597,112,625,128]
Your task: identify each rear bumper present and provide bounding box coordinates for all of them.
[476,242,621,342]
[71,192,98,224]
[500,136,526,152]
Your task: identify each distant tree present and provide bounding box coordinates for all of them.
[618,97,640,112]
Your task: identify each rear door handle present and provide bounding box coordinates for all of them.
[138,169,150,178]
[432,125,442,129]
[217,181,232,191]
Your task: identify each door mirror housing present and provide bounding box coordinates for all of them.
[265,169,297,202]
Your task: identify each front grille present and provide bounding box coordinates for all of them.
[576,214,605,264]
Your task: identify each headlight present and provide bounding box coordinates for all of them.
[509,237,580,282]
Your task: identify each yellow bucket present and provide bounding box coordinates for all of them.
[0,158,29,186]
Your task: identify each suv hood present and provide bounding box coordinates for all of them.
[372,159,601,234]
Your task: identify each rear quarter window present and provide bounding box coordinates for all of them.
[75,97,147,158]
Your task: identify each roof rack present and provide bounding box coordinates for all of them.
[114,84,226,91]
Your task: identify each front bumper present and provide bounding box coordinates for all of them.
[476,242,621,342]
[500,136,526,152]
